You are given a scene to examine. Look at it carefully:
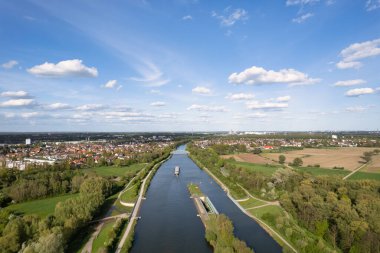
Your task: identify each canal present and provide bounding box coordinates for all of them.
[130,145,282,253]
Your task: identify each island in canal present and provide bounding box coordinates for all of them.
[188,183,254,253]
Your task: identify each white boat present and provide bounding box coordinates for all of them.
[174,166,180,176]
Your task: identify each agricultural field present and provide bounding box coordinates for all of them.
[262,147,377,171]
[296,166,349,177]
[221,153,275,165]
[225,160,282,176]
[83,163,146,177]
[5,193,78,218]
[363,154,380,173]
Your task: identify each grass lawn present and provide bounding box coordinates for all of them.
[92,220,115,253]
[120,184,138,203]
[83,163,146,177]
[228,161,281,176]
[5,193,78,218]
[249,205,284,218]
[188,183,204,197]
[239,198,266,209]
[295,166,350,177]
[348,171,380,181]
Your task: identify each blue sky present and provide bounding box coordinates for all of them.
[0,0,379,132]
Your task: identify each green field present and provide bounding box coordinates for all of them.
[249,204,284,217]
[92,220,115,253]
[5,193,78,218]
[296,166,350,177]
[348,171,380,181]
[83,163,146,177]
[228,161,281,176]
[120,184,139,203]
[239,197,266,209]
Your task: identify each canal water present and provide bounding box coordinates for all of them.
[130,145,282,253]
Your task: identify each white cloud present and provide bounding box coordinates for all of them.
[182,15,193,20]
[187,104,227,112]
[276,96,291,102]
[0,99,35,107]
[192,86,211,95]
[102,80,122,90]
[246,101,288,110]
[366,0,380,11]
[130,60,170,87]
[150,101,166,107]
[286,0,319,6]
[45,103,71,110]
[336,38,380,69]
[247,112,267,118]
[1,90,29,97]
[292,13,314,23]
[228,66,319,86]
[1,60,18,69]
[27,59,98,77]
[334,79,366,87]
[76,104,107,111]
[225,93,255,100]
[345,88,375,97]
[345,106,370,112]
[211,8,248,27]
[21,112,39,119]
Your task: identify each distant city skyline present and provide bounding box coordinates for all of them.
[0,0,379,131]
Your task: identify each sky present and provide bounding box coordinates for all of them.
[0,0,380,132]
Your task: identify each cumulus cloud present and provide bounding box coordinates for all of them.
[211,8,248,26]
[228,66,319,86]
[182,15,193,20]
[345,88,375,97]
[27,59,98,77]
[246,101,288,110]
[102,80,122,90]
[366,0,380,11]
[150,101,166,107]
[225,93,255,100]
[292,13,314,23]
[45,103,71,110]
[76,104,107,111]
[1,90,29,97]
[276,96,291,102]
[336,38,380,69]
[246,112,267,118]
[0,99,35,107]
[192,86,211,95]
[334,79,366,87]
[1,60,18,69]
[187,104,227,112]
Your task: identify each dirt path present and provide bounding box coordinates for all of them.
[80,165,149,253]
[115,169,153,253]
[197,164,296,253]
[343,163,367,180]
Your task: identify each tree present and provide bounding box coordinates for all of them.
[292,157,303,167]
[279,155,286,164]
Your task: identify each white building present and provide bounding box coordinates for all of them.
[25,138,31,145]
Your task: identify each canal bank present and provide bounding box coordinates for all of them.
[130,145,282,253]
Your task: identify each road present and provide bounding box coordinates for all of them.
[115,169,153,253]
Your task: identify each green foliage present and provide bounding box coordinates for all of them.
[211,144,247,155]
[279,155,286,164]
[292,158,303,167]
[205,214,253,253]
